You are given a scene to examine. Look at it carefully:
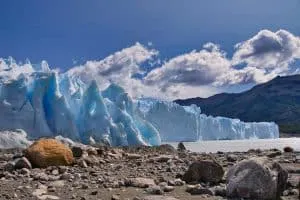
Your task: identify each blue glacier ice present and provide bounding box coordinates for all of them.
[0,59,279,146]
[137,99,279,141]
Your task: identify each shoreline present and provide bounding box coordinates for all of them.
[0,143,299,200]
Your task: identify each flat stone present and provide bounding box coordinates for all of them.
[129,178,156,188]
[142,196,179,200]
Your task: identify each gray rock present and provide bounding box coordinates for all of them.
[266,150,282,158]
[226,157,288,200]
[111,194,120,200]
[177,142,186,151]
[71,146,83,158]
[142,196,179,200]
[20,168,31,175]
[126,153,142,160]
[15,157,32,169]
[162,185,174,192]
[128,178,156,188]
[226,154,238,162]
[4,161,15,172]
[183,160,224,184]
[168,179,185,186]
[213,185,226,197]
[186,184,213,195]
[145,185,163,195]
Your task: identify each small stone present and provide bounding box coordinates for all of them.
[266,150,282,158]
[78,160,88,168]
[186,184,213,195]
[226,154,238,162]
[52,169,59,175]
[71,146,83,158]
[126,153,142,160]
[90,191,98,195]
[290,189,299,196]
[49,180,65,188]
[14,157,32,169]
[283,146,294,153]
[33,172,49,181]
[177,142,186,151]
[168,179,185,186]
[162,185,174,192]
[127,178,156,188]
[142,196,179,200]
[213,186,226,197]
[81,183,89,189]
[20,168,31,175]
[111,194,120,200]
[60,173,72,180]
[58,166,67,174]
[48,187,56,193]
[87,148,98,156]
[145,185,163,195]
[4,162,15,172]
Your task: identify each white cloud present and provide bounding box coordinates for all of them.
[145,43,231,87]
[232,29,300,71]
[2,30,300,100]
[66,42,165,98]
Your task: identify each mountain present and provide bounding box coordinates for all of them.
[175,75,300,135]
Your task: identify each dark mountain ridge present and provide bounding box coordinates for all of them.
[175,75,300,134]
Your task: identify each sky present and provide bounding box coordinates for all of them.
[1,0,300,99]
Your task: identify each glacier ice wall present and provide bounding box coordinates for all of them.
[0,59,161,146]
[0,58,279,145]
[137,99,279,141]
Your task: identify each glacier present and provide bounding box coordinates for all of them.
[0,58,279,146]
[137,99,279,142]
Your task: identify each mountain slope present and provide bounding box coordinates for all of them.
[175,75,300,134]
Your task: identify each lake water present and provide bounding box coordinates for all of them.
[168,138,300,153]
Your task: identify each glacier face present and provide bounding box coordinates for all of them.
[0,59,279,146]
[137,99,279,142]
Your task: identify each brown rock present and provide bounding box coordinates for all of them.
[182,160,224,184]
[24,139,74,168]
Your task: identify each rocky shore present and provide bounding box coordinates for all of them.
[0,139,299,200]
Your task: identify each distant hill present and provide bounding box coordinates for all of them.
[175,75,300,135]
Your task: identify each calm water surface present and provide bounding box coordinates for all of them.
[168,138,300,153]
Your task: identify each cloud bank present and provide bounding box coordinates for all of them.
[1,30,300,100]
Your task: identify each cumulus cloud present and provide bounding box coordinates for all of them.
[232,29,300,73]
[2,30,300,99]
[66,30,300,99]
[67,42,159,96]
[145,43,231,87]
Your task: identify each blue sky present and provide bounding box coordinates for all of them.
[1,1,300,99]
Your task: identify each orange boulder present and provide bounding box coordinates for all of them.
[25,138,74,168]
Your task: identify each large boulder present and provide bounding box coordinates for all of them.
[24,139,74,168]
[226,157,288,200]
[182,160,224,184]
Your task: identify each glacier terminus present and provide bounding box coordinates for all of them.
[0,59,279,146]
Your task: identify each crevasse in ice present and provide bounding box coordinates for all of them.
[0,58,279,145]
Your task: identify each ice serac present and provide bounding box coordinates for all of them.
[42,74,80,140]
[103,84,161,146]
[137,99,279,142]
[78,80,112,143]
